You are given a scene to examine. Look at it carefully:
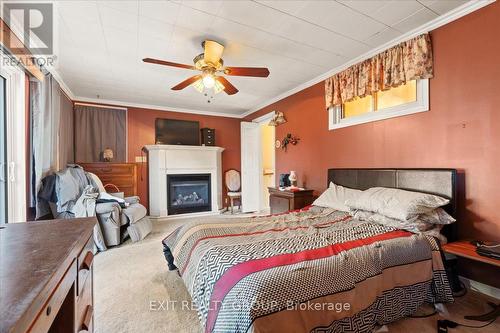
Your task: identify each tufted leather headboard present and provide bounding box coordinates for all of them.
[327,168,458,241]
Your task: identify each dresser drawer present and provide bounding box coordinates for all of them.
[77,237,94,297]
[79,163,137,197]
[84,164,134,175]
[270,196,290,214]
[76,272,93,333]
[97,175,134,187]
[29,260,77,333]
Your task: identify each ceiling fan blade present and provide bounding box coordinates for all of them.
[171,75,202,90]
[143,58,196,70]
[203,40,225,66]
[223,66,270,77]
[216,76,239,95]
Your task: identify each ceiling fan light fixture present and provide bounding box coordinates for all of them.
[192,79,204,93]
[214,80,225,94]
[202,72,216,89]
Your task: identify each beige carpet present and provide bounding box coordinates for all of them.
[94,217,202,333]
[94,216,500,333]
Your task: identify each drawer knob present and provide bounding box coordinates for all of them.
[46,305,51,316]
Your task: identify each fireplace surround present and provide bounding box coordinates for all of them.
[144,144,224,218]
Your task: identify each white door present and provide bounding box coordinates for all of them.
[1,53,26,223]
[0,76,6,224]
[241,122,261,212]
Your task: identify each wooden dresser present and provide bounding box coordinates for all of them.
[268,187,314,214]
[79,162,137,197]
[0,218,96,333]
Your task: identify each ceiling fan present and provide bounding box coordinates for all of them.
[143,40,270,96]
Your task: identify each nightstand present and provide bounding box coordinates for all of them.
[268,187,314,214]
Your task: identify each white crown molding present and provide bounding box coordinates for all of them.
[240,0,495,118]
[73,95,243,118]
[50,69,76,100]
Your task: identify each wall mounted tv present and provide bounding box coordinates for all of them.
[155,119,200,145]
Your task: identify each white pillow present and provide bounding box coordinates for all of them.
[352,209,432,233]
[418,208,456,225]
[346,187,450,221]
[313,182,362,212]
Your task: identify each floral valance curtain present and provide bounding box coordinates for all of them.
[325,33,433,109]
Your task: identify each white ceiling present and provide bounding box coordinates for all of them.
[53,0,469,116]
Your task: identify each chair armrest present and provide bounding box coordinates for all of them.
[95,201,121,214]
[124,196,140,205]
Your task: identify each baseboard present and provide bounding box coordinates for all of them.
[460,276,500,300]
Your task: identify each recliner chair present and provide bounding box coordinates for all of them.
[39,165,151,249]
[89,173,152,246]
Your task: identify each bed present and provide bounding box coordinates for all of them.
[162,168,456,333]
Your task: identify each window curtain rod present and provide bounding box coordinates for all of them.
[74,102,127,111]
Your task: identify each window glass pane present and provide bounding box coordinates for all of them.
[377,80,417,110]
[343,95,373,118]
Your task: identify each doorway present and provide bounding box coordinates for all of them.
[240,112,275,213]
[256,114,276,211]
[0,75,6,224]
[1,51,26,223]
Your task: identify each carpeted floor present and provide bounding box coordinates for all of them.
[94,216,500,333]
[94,217,202,333]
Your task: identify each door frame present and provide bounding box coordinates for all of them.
[252,111,276,211]
[1,50,27,222]
[240,121,261,213]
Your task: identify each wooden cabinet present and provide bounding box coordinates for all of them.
[268,187,314,214]
[0,218,96,333]
[79,162,137,197]
[200,128,215,146]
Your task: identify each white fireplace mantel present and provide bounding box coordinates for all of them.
[144,145,225,218]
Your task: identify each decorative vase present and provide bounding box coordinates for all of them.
[103,148,114,162]
[289,171,297,187]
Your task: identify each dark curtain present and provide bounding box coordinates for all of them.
[74,105,126,163]
[58,93,74,169]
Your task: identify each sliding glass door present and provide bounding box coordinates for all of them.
[0,75,6,224]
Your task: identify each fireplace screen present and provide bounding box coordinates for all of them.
[167,174,211,215]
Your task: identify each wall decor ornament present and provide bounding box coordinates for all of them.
[281,133,300,152]
[268,111,287,126]
[103,147,114,162]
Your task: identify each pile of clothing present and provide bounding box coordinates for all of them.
[37,164,152,251]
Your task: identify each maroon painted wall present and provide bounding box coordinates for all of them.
[126,108,241,210]
[245,2,500,286]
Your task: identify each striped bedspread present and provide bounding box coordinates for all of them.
[162,206,453,333]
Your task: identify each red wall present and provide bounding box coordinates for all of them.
[245,3,500,284]
[127,107,241,209]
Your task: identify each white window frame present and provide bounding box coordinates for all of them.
[328,79,429,130]
[1,50,27,223]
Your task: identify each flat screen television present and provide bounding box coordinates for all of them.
[155,119,200,145]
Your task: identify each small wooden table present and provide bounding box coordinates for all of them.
[268,187,314,215]
[442,240,500,322]
[442,240,500,267]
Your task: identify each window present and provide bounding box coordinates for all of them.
[329,79,429,130]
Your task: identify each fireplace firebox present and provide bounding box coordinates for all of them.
[167,174,211,215]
